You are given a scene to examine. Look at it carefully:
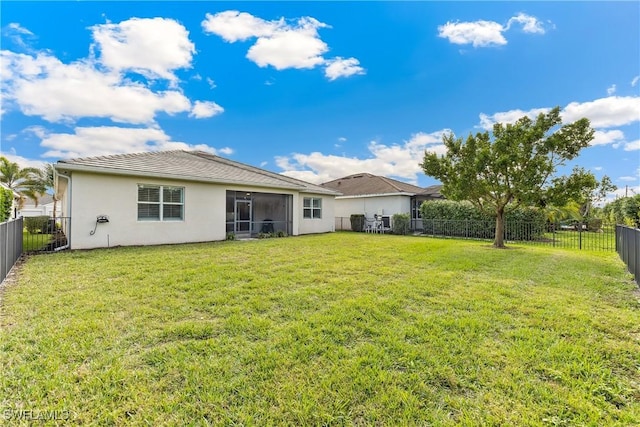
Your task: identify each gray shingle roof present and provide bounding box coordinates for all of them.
[321,173,440,197]
[55,150,338,195]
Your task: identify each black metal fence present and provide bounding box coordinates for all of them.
[1,217,23,284]
[337,216,616,251]
[616,225,639,284]
[420,219,615,251]
[22,217,71,253]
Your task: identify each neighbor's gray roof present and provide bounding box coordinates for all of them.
[321,173,442,198]
[417,184,444,199]
[22,193,56,206]
[55,151,339,195]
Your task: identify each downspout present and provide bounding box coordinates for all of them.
[54,170,71,251]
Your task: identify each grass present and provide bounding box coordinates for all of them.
[541,228,616,251]
[22,230,53,252]
[1,232,638,425]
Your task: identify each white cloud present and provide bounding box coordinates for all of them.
[438,20,507,47]
[7,23,33,35]
[506,13,546,34]
[90,17,195,83]
[607,84,617,96]
[562,96,640,128]
[3,23,36,50]
[591,129,625,146]
[1,51,192,124]
[478,108,550,130]
[206,77,216,89]
[35,126,225,159]
[593,166,603,171]
[632,76,639,87]
[276,130,450,184]
[247,20,328,70]
[438,13,547,48]
[478,96,640,131]
[623,139,640,151]
[618,176,638,182]
[190,101,224,118]
[338,137,347,142]
[202,11,364,80]
[1,18,225,125]
[1,150,48,170]
[324,57,365,81]
[202,11,281,42]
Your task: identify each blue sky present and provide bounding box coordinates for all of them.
[1,1,639,198]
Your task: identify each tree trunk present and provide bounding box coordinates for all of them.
[493,208,506,248]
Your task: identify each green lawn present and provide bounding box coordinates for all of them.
[22,230,53,252]
[1,233,638,425]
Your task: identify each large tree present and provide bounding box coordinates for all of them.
[421,107,596,248]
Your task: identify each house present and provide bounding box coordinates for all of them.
[18,193,61,218]
[320,173,443,231]
[54,150,340,250]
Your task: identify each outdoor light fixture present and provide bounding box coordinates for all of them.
[90,215,109,235]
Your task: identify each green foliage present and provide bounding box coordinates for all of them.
[421,107,594,247]
[420,200,546,240]
[602,195,640,228]
[225,232,236,241]
[2,234,638,425]
[0,186,13,222]
[350,214,365,232]
[391,213,411,235]
[0,156,48,208]
[548,167,616,218]
[587,218,603,232]
[24,216,51,234]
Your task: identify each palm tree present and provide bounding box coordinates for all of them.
[0,156,46,209]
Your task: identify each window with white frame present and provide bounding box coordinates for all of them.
[137,184,184,221]
[303,197,322,219]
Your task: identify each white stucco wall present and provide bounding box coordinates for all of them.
[297,193,335,235]
[333,194,411,220]
[66,172,335,249]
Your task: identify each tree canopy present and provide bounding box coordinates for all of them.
[0,156,46,209]
[421,107,599,248]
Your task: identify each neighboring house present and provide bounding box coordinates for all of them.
[320,173,443,231]
[18,193,61,218]
[0,182,21,220]
[54,150,340,250]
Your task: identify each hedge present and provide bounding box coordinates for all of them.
[25,216,53,234]
[392,213,411,235]
[420,200,546,241]
[0,187,13,222]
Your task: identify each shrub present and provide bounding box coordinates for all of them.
[275,230,287,238]
[391,213,411,235]
[226,232,236,241]
[0,187,12,222]
[587,218,603,232]
[350,214,365,232]
[420,200,546,241]
[25,216,51,234]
